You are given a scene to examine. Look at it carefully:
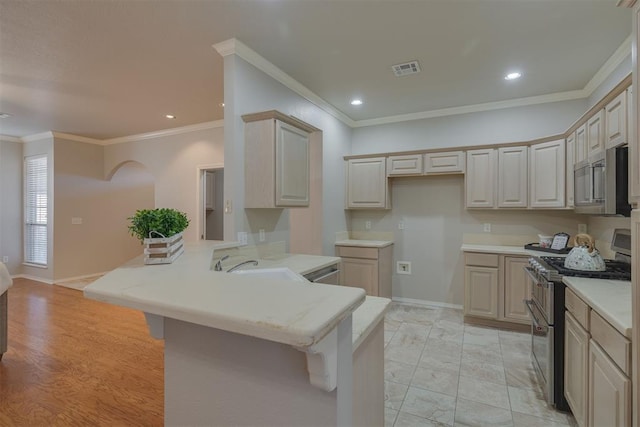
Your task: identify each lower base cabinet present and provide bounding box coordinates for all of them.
[588,340,631,427]
[336,244,393,298]
[565,312,589,427]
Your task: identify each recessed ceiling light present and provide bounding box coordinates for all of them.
[0,112,11,119]
[350,99,363,106]
[505,72,522,81]
[165,114,176,119]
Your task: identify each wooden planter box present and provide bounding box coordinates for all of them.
[143,232,184,265]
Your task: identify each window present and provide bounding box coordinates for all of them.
[24,155,48,266]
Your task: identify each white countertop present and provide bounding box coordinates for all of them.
[562,277,632,339]
[352,296,390,350]
[84,241,367,348]
[460,244,568,258]
[335,239,394,248]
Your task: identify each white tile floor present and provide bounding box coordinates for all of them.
[384,302,576,427]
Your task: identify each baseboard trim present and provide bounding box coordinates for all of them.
[12,274,54,284]
[55,271,109,284]
[392,297,462,310]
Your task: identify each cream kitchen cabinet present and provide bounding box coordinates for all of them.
[465,149,497,208]
[575,123,588,164]
[335,243,393,298]
[587,110,605,157]
[423,151,465,175]
[387,154,423,176]
[529,139,565,208]
[345,157,391,209]
[497,146,528,208]
[589,340,631,427]
[605,91,627,149]
[243,111,313,208]
[566,132,575,207]
[565,311,589,427]
[463,252,529,325]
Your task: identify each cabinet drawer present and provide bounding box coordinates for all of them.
[336,246,379,260]
[464,252,498,268]
[387,154,423,176]
[565,288,589,331]
[590,310,631,376]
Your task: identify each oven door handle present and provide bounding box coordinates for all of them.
[524,266,549,288]
[524,299,546,333]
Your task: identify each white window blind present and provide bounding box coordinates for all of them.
[24,155,48,266]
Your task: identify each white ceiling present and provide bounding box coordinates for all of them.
[0,0,632,140]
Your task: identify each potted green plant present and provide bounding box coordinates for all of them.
[128,208,190,264]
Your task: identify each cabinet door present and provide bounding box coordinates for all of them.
[566,132,575,208]
[605,91,627,149]
[346,158,389,209]
[465,149,496,208]
[464,266,498,319]
[529,139,565,208]
[387,154,422,176]
[575,124,588,164]
[588,340,631,427]
[275,120,310,207]
[340,258,378,296]
[587,110,605,158]
[498,147,528,208]
[565,312,589,427]
[630,55,640,202]
[503,257,530,323]
[423,151,465,174]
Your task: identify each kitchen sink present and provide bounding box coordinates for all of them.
[230,267,308,283]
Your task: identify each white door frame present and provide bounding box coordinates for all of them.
[196,163,224,240]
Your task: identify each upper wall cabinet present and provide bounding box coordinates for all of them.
[530,139,566,208]
[566,132,575,208]
[497,146,528,208]
[466,149,497,208]
[387,154,423,176]
[243,111,314,208]
[346,157,390,209]
[605,91,627,150]
[424,151,465,175]
[575,123,588,164]
[587,110,605,158]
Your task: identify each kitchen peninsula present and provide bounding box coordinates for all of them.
[84,241,389,426]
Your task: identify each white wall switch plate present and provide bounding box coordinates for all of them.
[365,221,371,230]
[398,221,405,230]
[71,217,83,225]
[397,261,411,275]
[2,256,8,263]
[237,232,248,245]
[578,224,587,234]
[483,223,491,232]
[259,229,265,242]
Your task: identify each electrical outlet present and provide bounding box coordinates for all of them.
[224,200,232,214]
[483,223,491,233]
[2,256,8,263]
[398,221,405,230]
[578,224,587,234]
[71,217,82,225]
[397,261,411,275]
[237,232,248,245]
[259,229,265,242]
[365,221,371,230]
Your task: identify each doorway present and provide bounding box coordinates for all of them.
[199,167,224,240]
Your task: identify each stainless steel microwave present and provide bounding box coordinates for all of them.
[574,145,631,217]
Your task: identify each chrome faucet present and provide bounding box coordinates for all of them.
[227,260,258,273]
[213,255,230,272]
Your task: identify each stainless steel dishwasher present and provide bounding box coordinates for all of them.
[303,264,340,284]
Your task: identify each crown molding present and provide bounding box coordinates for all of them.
[583,35,632,96]
[0,134,22,143]
[213,38,356,128]
[617,0,637,8]
[353,89,587,128]
[51,132,104,145]
[103,120,224,145]
[21,131,54,143]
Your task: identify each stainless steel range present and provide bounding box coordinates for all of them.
[524,229,632,411]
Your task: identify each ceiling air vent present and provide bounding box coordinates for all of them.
[392,60,421,77]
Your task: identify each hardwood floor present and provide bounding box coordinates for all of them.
[0,279,164,426]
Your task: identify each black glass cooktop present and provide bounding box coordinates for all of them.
[541,256,631,280]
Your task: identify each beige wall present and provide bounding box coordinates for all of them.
[104,126,224,243]
[0,139,23,275]
[586,216,632,259]
[53,137,154,281]
[350,176,583,306]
